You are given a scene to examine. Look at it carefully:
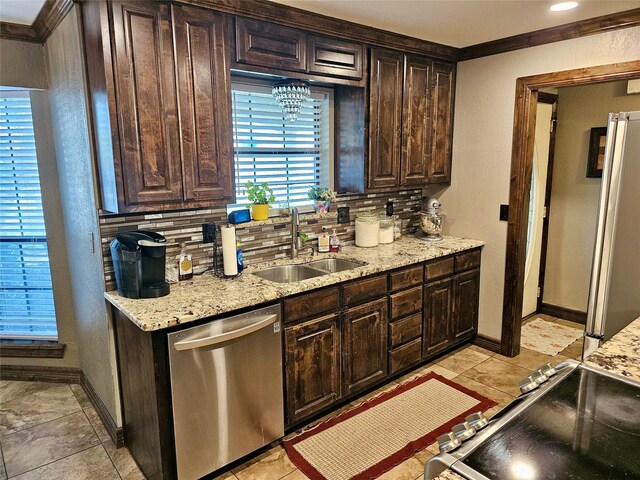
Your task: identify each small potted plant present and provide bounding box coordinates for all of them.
[244,181,276,221]
[308,186,337,214]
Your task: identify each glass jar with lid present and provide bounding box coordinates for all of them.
[355,212,380,247]
[379,215,394,244]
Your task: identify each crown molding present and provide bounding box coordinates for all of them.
[459,8,640,61]
[0,0,74,43]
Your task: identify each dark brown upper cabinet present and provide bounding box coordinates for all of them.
[367,48,455,190]
[401,54,432,186]
[235,17,306,71]
[172,5,234,203]
[368,48,403,189]
[110,1,183,208]
[82,1,234,213]
[307,35,363,80]
[234,17,364,82]
[429,61,455,183]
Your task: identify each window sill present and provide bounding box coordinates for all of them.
[231,210,337,228]
[0,340,66,359]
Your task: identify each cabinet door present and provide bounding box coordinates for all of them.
[368,48,403,189]
[428,61,455,184]
[235,18,306,71]
[173,6,233,204]
[423,277,453,358]
[453,268,480,341]
[401,54,432,186]
[110,1,183,207]
[342,298,388,396]
[308,35,363,79]
[285,313,341,425]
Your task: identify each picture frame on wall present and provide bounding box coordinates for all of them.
[587,127,607,178]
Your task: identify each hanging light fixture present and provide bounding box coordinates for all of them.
[272,80,311,123]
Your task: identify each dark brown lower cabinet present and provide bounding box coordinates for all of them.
[453,268,480,341]
[423,277,454,357]
[284,313,341,425]
[342,298,388,396]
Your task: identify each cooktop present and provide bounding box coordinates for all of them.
[427,362,640,479]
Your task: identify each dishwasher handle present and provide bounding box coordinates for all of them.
[173,314,277,351]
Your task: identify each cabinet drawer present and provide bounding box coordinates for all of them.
[284,287,340,323]
[424,257,454,281]
[455,250,481,272]
[390,265,423,292]
[308,35,363,79]
[389,313,422,347]
[390,285,423,319]
[235,18,306,71]
[389,337,422,374]
[342,275,387,305]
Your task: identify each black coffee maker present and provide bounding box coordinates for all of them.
[110,230,170,299]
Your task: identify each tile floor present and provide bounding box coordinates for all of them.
[0,315,583,480]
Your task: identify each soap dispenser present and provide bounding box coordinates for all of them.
[330,229,341,252]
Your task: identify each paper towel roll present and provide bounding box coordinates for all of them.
[221,225,238,276]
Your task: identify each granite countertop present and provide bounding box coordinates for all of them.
[585,315,640,380]
[104,235,484,332]
[432,315,640,480]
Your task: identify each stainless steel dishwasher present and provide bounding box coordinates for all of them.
[167,304,284,480]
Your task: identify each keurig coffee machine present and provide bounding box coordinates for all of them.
[110,230,170,299]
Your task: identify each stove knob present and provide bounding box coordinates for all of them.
[465,412,489,431]
[437,432,462,453]
[452,421,477,441]
[537,363,557,377]
[530,370,548,384]
[518,375,540,394]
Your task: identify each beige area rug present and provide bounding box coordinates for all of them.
[521,318,583,355]
[283,372,496,480]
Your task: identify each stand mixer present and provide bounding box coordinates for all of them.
[417,197,443,242]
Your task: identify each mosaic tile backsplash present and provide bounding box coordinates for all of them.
[99,189,423,291]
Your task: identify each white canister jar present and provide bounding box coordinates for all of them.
[355,212,380,247]
[379,216,394,244]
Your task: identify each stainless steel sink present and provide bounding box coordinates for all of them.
[252,258,366,283]
[252,264,326,283]
[307,258,366,273]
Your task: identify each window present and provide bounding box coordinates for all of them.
[231,81,333,207]
[0,91,57,339]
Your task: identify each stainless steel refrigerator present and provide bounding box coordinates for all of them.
[584,111,640,356]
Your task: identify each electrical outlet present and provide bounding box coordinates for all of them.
[337,206,350,224]
[500,205,509,221]
[202,222,217,243]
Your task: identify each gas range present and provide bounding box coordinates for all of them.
[426,360,640,479]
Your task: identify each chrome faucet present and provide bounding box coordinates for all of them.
[290,207,302,259]
[290,207,315,259]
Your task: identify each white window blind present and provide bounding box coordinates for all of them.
[231,82,332,206]
[0,92,57,340]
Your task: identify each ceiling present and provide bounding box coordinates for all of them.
[269,0,640,47]
[0,0,46,25]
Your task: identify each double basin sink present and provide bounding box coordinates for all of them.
[252,258,365,284]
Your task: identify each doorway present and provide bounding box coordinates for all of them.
[500,60,640,357]
[522,93,556,319]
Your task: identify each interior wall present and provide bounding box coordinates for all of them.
[438,26,640,340]
[543,80,640,312]
[0,39,47,89]
[44,6,120,424]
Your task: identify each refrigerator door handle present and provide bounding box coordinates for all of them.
[585,114,628,337]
